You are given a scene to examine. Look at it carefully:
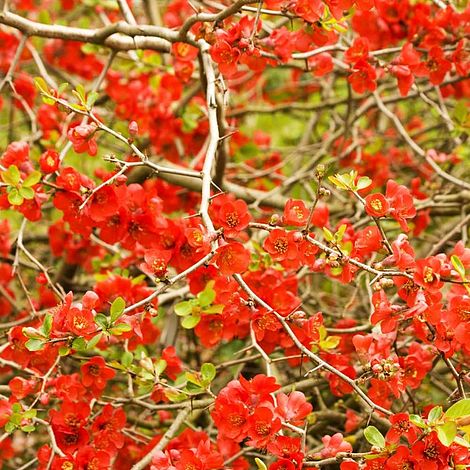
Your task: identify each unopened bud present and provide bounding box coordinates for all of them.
[315,164,326,179]
[115,174,128,186]
[379,278,394,289]
[269,214,280,226]
[128,120,139,136]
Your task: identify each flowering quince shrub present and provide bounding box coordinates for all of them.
[0,0,470,470]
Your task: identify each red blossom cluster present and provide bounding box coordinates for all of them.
[0,0,469,468]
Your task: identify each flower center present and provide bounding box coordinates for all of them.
[225,212,240,227]
[255,422,270,436]
[274,238,288,254]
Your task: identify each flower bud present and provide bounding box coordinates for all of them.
[128,121,139,136]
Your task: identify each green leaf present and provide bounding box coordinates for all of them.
[42,313,53,337]
[25,338,45,351]
[58,82,69,95]
[436,421,457,446]
[428,406,443,424]
[185,372,202,386]
[22,170,41,187]
[58,346,71,356]
[322,227,334,242]
[335,224,347,242]
[95,313,109,330]
[1,165,21,186]
[21,424,36,433]
[5,422,16,433]
[75,83,86,102]
[446,398,470,419]
[201,363,216,383]
[154,359,167,377]
[110,297,126,323]
[254,458,267,470]
[22,409,36,419]
[33,77,48,93]
[197,283,216,307]
[19,186,34,200]
[72,337,87,351]
[121,351,133,368]
[109,323,132,335]
[328,175,349,190]
[203,305,224,314]
[42,95,56,105]
[319,335,340,350]
[454,436,470,448]
[166,390,189,403]
[86,91,99,108]
[451,255,466,279]
[12,403,22,413]
[363,425,386,448]
[409,414,427,428]
[181,314,201,329]
[174,301,193,316]
[8,188,24,206]
[22,327,46,340]
[357,176,372,190]
[86,333,102,350]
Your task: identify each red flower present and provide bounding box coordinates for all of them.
[91,404,126,451]
[344,37,369,64]
[283,199,309,227]
[348,60,377,94]
[295,0,324,23]
[161,346,183,380]
[386,445,416,469]
[386,413,418,444]
[53,426,89,454]
[213,242,251,275]
[385,180,416,232]
[340,461,359,470]
[172,42,199,62]
[411,432,449,470]
[65,306,96,338]
[50,400,90,429]
[80,356,115,396]
[140,249,173,278]
[67,123,98,156]
[267,435,302,459]
[320,433,352,458]
[76,446,111,470]
[413,257,444,292]
[308,53,334,77]
[0,401,12,427]
[39,149,60,174]
[212,400,249,441]
[275,391,312,426]
[391,64,414,97]
[55,167,82,191]
[418,46,452,86]
[210,40,240,76]
[89,186,118,222]
[365,193,390,218]
[269,460,297,470]
[217,198,251,237]
[354,226,382,257]
[263,229,298,262]
[246,407,281,448]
